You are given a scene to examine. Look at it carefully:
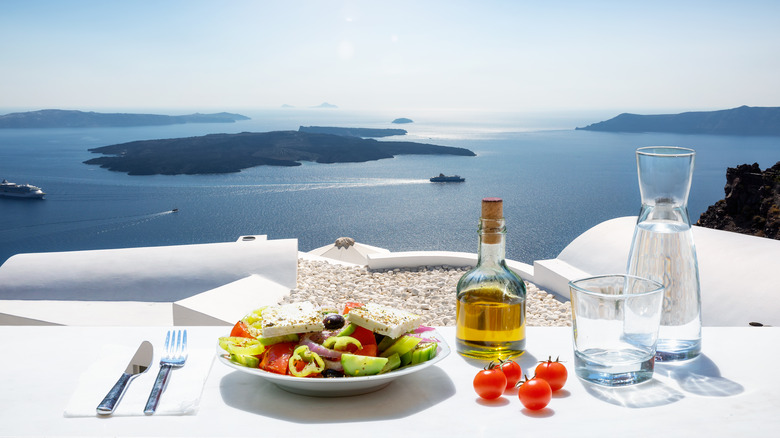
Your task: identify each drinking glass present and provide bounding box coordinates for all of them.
[569,275,665,386]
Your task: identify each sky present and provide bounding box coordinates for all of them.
[2,0,779,113]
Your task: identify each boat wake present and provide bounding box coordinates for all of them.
[229,178,429,195]
[0,210,177,238]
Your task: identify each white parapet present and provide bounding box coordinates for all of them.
[173,274,291,326]
[0,237,298,302]
[0,236,299,326]
[366,250,535,282]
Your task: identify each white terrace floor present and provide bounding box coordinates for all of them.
[1,216,778,327]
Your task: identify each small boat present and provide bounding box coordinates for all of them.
[0,179,46,199]
[430,173,465,183]
[171,208,179,213]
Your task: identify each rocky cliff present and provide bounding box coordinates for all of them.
[697,161,780,239]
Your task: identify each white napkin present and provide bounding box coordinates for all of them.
[64,344,214,417]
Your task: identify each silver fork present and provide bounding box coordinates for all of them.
[144,329,188,415]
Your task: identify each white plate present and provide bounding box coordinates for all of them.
[217,329,450,397]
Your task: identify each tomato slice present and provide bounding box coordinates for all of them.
[259,342,296,375]
[356,344,378,357]
[350,326,378,356]
[342,302,363,314]
[230,321,254,338]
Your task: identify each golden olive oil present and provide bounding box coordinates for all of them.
[456,286,526,359]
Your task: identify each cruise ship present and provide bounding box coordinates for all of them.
[0,179,46,199]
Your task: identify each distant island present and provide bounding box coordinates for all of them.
[392,118,414,124]
[298,126,407,137]
[0,109,250,129]
[576,106,780,136]
[83,130,475,175]
[311,102,338,109]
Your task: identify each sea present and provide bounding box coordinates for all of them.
[1,108,778,268]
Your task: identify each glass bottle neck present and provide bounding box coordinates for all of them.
[477,218,506,266]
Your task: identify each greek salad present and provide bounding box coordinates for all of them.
[218,301,441,378]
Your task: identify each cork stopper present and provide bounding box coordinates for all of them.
[481,197,503,219]
[480,197,504,244]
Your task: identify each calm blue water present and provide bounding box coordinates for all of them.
[1,108,778,267]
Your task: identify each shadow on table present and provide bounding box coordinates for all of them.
[581,353,744,408]
[581,379,685,408]
[219,366,455,423]
[655,354,744,397]
[459,351,539,372]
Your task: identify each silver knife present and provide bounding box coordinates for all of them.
[96,341,154,415]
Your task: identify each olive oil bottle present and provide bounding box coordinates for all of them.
[456,198,526,360]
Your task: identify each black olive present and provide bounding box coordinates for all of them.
[322,369,344,378]
[322,313,346,330]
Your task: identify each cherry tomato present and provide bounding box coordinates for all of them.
[517,376,552,410]
[473,366,507,400]
[535,356,568,391]
[229,321,253,338]
[498,359,522,389]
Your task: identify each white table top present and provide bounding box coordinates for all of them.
[2,325,778,437]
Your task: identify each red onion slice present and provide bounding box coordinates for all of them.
[413,325,436,333]
[300,333,343,360]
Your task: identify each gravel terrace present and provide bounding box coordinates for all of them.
[281,259,572,327]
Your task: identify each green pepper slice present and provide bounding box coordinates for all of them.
[323,335,362,351]
[288,345,325,377]
[218,336,265,356]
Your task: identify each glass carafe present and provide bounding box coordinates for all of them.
[627,146,701,362]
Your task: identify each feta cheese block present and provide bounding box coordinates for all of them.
[346,302,422,339]
[259,302,325,337]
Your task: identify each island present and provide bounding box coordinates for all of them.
[392,118,414,124]
[0,109,250,129]
[298,126,407,137]
[83,130,476,175]
[311,102,338,109]
[576,106,780,136]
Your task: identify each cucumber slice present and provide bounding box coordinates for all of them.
[379,353,401,374]
[341,353,389,376]
[399,350,413,366]
[380,335,421,358]
[229,353,260,368]
[376,335,396,353]
[411,342,438,365]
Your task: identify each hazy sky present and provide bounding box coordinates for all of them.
[2,0,779,113]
